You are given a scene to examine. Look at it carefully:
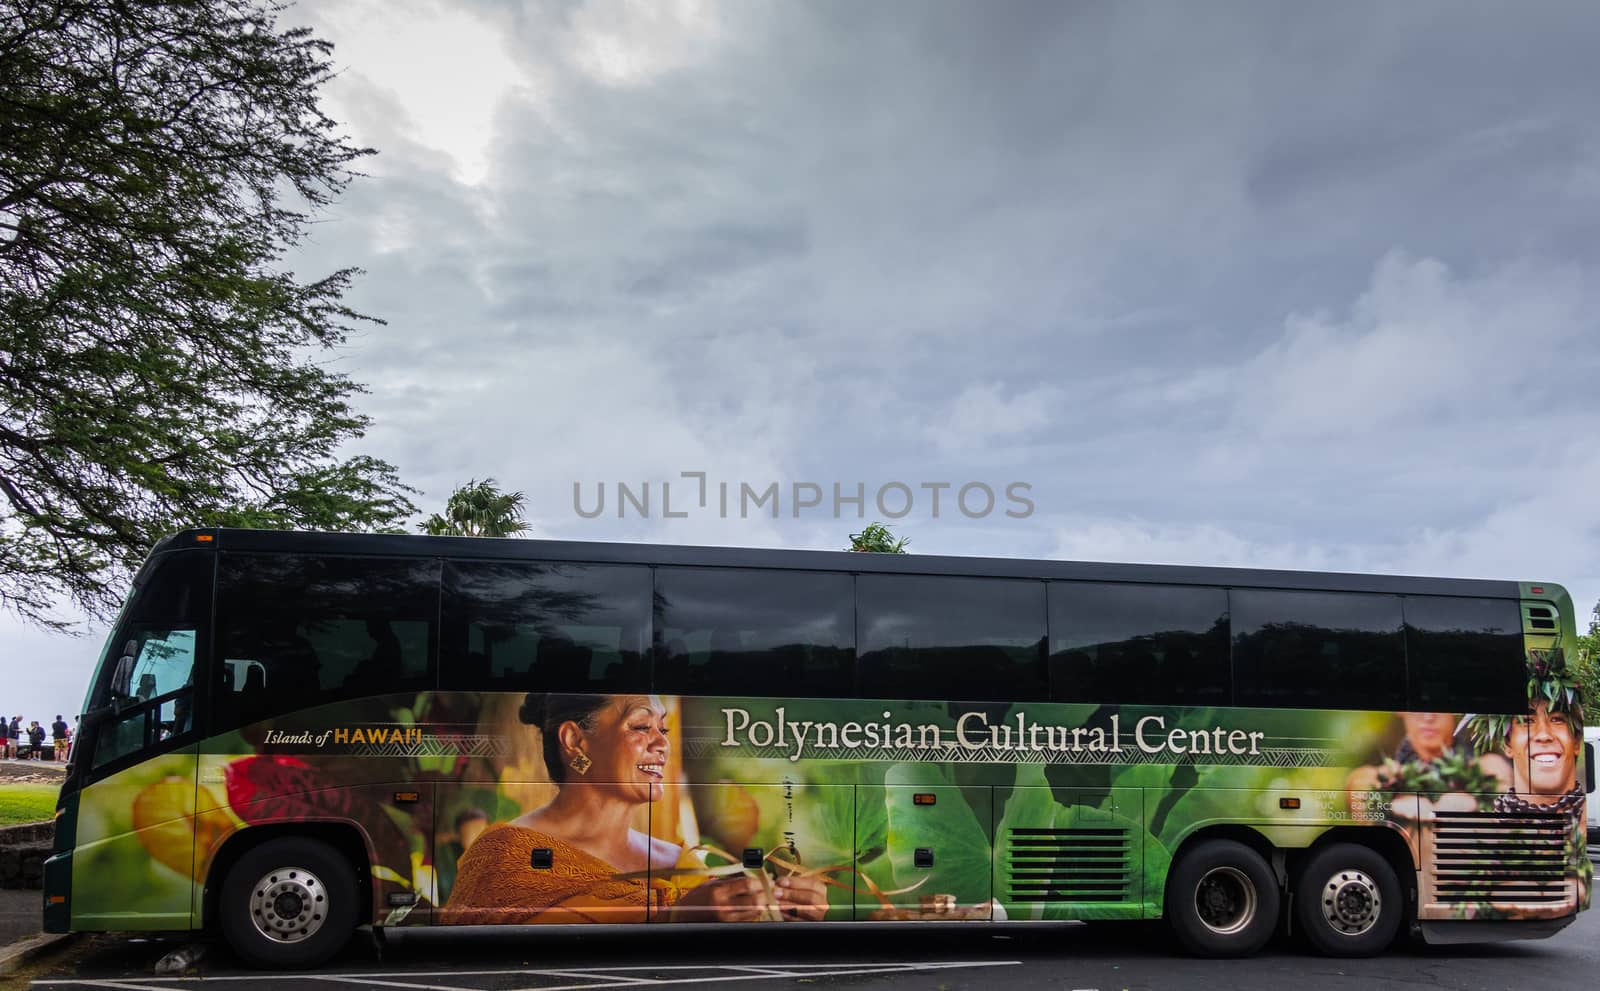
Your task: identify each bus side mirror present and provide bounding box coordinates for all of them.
[110,640,138,705]
[1586,742,1596,795]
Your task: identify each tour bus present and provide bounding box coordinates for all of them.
[46,529,1592,968]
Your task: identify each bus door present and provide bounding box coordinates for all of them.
[77,630,202,929]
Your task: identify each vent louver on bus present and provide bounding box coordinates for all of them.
[1005,828,1134,903]
[1429,810,1570,905]
[1522,603,1559,634]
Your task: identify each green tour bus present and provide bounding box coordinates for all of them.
[45,528,1592,968]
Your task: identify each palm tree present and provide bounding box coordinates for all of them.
[419,478,531,537]
[848,522,908,553]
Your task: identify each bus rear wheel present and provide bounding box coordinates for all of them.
[219,837,358,970]
[1165,839,1281,957]
[1295,843,1401,957]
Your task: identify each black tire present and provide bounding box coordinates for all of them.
[1165,839,1281,957]
[1294,843,1402,957]
[219,837,359,970]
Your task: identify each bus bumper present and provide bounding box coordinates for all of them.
[42,850,71,933]
[1419,914,1576,945]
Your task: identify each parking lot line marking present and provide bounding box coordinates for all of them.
[314,977,485,991]
[37,982,172,991]
[33,960,1022,990]
[521,971,661,985]
[312,979,486,991]
[722,966,800,976]
[498,961,1021,991]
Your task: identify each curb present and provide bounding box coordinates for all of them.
[0,932,76,976]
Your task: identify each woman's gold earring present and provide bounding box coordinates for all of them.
[570,752,592,776]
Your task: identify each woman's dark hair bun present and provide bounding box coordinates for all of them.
[519,693,550,727]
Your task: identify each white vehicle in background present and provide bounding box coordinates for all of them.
[1588,726,1600,840]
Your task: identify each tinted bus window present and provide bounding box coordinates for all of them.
[1404,596,1524,713]
[442,561,650,693]
[1049,583,1230,705]
[1232,589,1405,711]
[857,575,1047,702]
[128,550,215,626]
[215,555,438,730]
[655,567,853,698]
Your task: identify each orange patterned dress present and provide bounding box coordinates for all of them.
[442,825,696,924]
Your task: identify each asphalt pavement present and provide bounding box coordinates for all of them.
[14,843,1600,989]
[14,903,1600,991]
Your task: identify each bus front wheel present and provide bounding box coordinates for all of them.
[1294,843,1402,957]
[219,837,359,969]
[1165,839,1281,957]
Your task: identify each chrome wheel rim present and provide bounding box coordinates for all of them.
[1320,869,1380,936]
[1195,866,1257,935]
[248,866,328,943]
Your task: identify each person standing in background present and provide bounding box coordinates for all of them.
[8,716,21,758]
[0,714,10,759]
[52,715,69,761]
[28,720,46,759]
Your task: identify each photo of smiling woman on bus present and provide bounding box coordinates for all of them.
[442,693,828,924]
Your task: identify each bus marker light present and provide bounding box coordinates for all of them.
[1279,797,1301,810]
[195,534,214,543]
[49,896,66,904]
[914,848,935,868]
[1531,586,1544,594]
[531,848,554,870]
[393,791,419,804]
[913,793,937,806]
[386,892,416,907]
[742,848,765,868]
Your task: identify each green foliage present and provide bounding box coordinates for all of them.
[848,522,908,553]
[1468,646,1586,750]
[1369,751,1499,811]
[419,478,531,537]
[0,783,59,825]
[0,1,416,626]
[1575,600,1600,719]
[882,764,991,906]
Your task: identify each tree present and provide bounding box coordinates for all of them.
[848,522,908,553]
[1575,599,1600,714]
[420,479,530,538]
[1,1,416,627]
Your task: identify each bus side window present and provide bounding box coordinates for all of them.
[441,561,651,694]
[214,554,438,732]
[1403,596,1523,714]
[857,574,1047,703]
[1232,589,1406,711]
[653,567,855,699]
[1048,582,1229,706]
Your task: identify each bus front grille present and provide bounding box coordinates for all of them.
[1005,828,1133,903]
[1429,810,1571,904]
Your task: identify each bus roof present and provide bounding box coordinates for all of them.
[146,528,1533,599]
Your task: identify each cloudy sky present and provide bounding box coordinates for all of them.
[9,0,1600,720]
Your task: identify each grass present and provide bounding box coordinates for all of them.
[0,783,60,825]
